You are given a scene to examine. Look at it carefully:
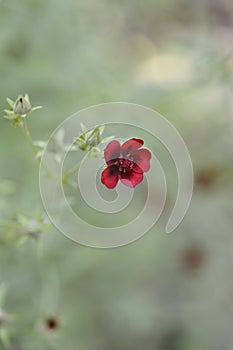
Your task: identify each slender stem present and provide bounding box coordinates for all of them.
[21,120,58,181]
[62,163,81,182]
[62,153,89,183]
[22,120,38,155]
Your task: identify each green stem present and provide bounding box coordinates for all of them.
[62,163,81,182]
[62,154,89,183]
[22,120,38,155]
[21,120,57,181]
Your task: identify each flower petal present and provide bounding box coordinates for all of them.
[133,149,151,172]
[101,166,119,189]
[120,171,143,188]
[121,138,144,155]
[104,140,120,164]
[132,163,144,174]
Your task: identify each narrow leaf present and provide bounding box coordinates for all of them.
[80,122,87,133]
[101,136,115,144]
[6,98,14,108]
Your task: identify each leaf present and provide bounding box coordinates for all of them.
[100,136,115,144]
[3,115,13,121]
[17,214,28,226]
[24,93,30,103]
[31,106,42,112]
[3,110,14,120]
[6,98,14,108]
[35,150,44,160]
[84,128,94,140]
[43,223,52,232]
[69,145,78,152]
[34,210,42,222]
[34,141,47,148]
[98,125,105,135]
[86,127,100,146]
[80,122,87,133]
[3,109,13,113]
[75,138,86,150]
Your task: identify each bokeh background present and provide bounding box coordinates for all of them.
[0,0,233,349]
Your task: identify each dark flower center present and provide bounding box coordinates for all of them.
[117,156,134,173]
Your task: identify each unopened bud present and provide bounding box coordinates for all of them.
[13,94,31,115]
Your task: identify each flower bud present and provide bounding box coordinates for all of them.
[13,94,31,115]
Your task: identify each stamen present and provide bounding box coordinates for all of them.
[117,157,134,173]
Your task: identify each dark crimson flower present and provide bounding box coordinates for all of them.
[182,244,205,272]
[45,317,59,331]
[101,138,151,189]
[195,168,220,189]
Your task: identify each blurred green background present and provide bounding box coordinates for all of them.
[0,0,233,349]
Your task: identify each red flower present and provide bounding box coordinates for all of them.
[101,138,151,189]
